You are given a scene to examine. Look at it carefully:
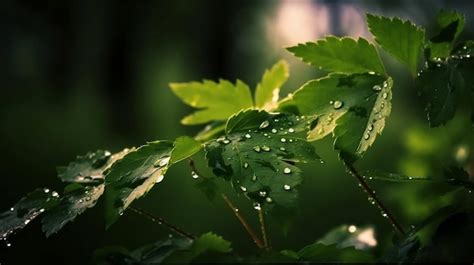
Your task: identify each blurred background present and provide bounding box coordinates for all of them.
[1,0,473,264]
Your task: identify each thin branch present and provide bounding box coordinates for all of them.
[128,205,195,240]
[257,208,269,250]
[343,161,406,235]
[189,159,265,248]
[221,193,264,249]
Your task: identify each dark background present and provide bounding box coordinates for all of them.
[1,0,473,264]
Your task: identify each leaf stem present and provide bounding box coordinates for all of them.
[188,159,265,249]
[128,205,195,240]
[343,161,406,235]
[221,193,265,249]
[257,208,270,250]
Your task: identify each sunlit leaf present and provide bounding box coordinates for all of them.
[367,14,425,76]
[104,141,174,227]
[287,36,386,75]
[255,60,289,111]
[170,79,253,125]
[292,73,393,163]
[169,136,202,164]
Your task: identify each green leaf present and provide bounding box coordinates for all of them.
[57,148,133,184]
[169,136,202,164]
[287,36,386,75]
[417,41,473,126]
[41,184,104,237]
[94,237,192,265]
[1,188,59,241]
[170,79,253,125]
[367,14,425,76]
[205,110,320,215]
[298,243,374,263]
[95,232,232,264]
[292,73,393,163]
[426,10,465,60]
[194,122,226,142]
[255,60,289,110]
[104,141,174,227]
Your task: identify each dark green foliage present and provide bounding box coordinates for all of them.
[1,9,473,264]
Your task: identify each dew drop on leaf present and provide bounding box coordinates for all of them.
[253,146,261,153]
[280,138,287,143]
[333,100,343,109]
[253,202,261,210]
[191,171,199,179]
[259,191,267,197]
[283,167,292,174]
[265,197,273,203]
[283,184,291,191]
[271,128,277,133]
[245,133,251,139]
[259,120,270,129]
[382,92,388,99]
[244,162,249,168]
[364,133,370,140]
[44,188,50,193]
[372,85,382,91]
[261,145,271,152]
[240,186,247,192]
[288,128,295,133]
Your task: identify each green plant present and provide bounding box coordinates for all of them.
[1,10,473,263]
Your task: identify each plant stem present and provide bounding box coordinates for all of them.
[257,208,269,250]
[221,193,265,249]
[188,159,265,249]
[343,161,406,235]
[128,205,195,240]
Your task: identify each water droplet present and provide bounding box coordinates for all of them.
[223,139,230,144]
[364,133,370,140]
[155,156,170,167]
[263,133,268,137]
[333,100,343,109]
[240,186,247,192]
[280,147,286,151]
[368,124,374,131]
[283,167,292,174]
[44,188,50,193]
[6,242,12,247]
[52,191,59,198]
[245,133,251,139]
[10,207,14,212]
[381,212,388,218]
[24,219,30,225]
[191,171,199,179]
[280,138,287,143]
[289,139,294,143]
[259,191,267,197]
[283,184,291,191]
[288,128,295,133]
[244,162,249,168]
[260,145,270,152]
[382,92,388,99]
[368,71,375,75]
[39,208,45,213]
[329,100,334,104]
[253,146,261,153]
[274,119,279,122]
[259,120,270,129]
[372,85,382,91]
[234,208,239,212]
[252,174,257,182]
[271,128,277,133]
[265,197,273,203]
[348,225,357,233]
[253,202,261,210]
